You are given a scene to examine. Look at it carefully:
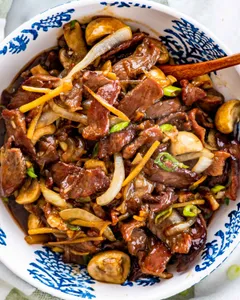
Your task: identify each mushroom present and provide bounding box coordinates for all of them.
[16,178,41,205]
[59,48,73,70]
[87,250,130,284]
[192,74,213,89]
[150,39,169,64]
[85,17,127,45]
[63,20,88,60]
[28,213,42,230]
[170,131,203,156]
[215,99,240,134]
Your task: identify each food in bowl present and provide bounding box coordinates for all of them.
[0,17,239,284]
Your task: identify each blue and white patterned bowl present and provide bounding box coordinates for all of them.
[0,1,239,299]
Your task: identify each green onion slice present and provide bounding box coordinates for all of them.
[183,204,200,217]
[27,167,38,178]
[227,265,240,281]
[67,224,81,231]
[92,143,99,157]
[155,207,173,224]
[211,185,225,194]
[159,123,174,132]
[163,86,182,97]
[154,152,188,172]
[110,121,129,133]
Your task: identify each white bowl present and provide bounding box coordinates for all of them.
[0,1,239,299]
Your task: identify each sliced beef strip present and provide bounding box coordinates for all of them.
[145,98,183,119]
[204,151,230,176]
[142,188,178,212]
[51,161,110,199]
[147,210,192,254]
[60,79,83,112]
[168,233,192,254]
[197,88,224,113]
[188,108,214,143]
[112,37,161,80]
[82,71,112,97]
[180,79,207,106]
[123,125,164,159]
[118,78,163,120]
[140,237,172,276]
[98,126,137,158]
[120,219,145,242]
[36,136,59,169]
[0,148,26,197]
[83,81,121,140]
[157,111,192,131]
[102,32,146,61]
[8,75,60,109]
[2,109,36,156]
[225,159,239,201]
[51,161,80,185]
[144,159,199,188]
[127,228,148,257]
[177,215,207,272]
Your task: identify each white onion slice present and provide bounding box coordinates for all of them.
[65,26,132,80]
[192,156,213,174]
[49,101,88,125]
[36,109,59,129]
[97,153,125,206]
[176,148,214,162]
[40,179,68,208]
[59,208,116,241]
[165,217,197,236]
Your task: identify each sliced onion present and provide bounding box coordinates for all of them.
[192,156,213,173]
[176,152,202,162]
[176,148,214,162]
[65,26,132,80]
[49,100,88,125]
[40,179,68,208]
[59,208,116,241]
[31,124,56,145]
[97,153,125,206]
[164,217,197,237]
[36,109,59,129]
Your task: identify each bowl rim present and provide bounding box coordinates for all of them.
[0,0,239,299]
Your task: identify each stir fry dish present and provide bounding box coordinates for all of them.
[0,17,239,284]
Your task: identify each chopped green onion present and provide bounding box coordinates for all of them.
[163,86,182,97]
[67,224,81,231]
[211,185,225,194]
[159,123,174,132]
[92,143,99,157]
[183,205,200,217]
[1,197,8,203]
[179,289,189,296]
[27,167,38,178]
[154,152,188,172]
[155,207,172,224]
[76,197,91,203]
[227,265,240,281]
[110,121,130,133]
[70,20,77,29]
[224,197,230,206]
